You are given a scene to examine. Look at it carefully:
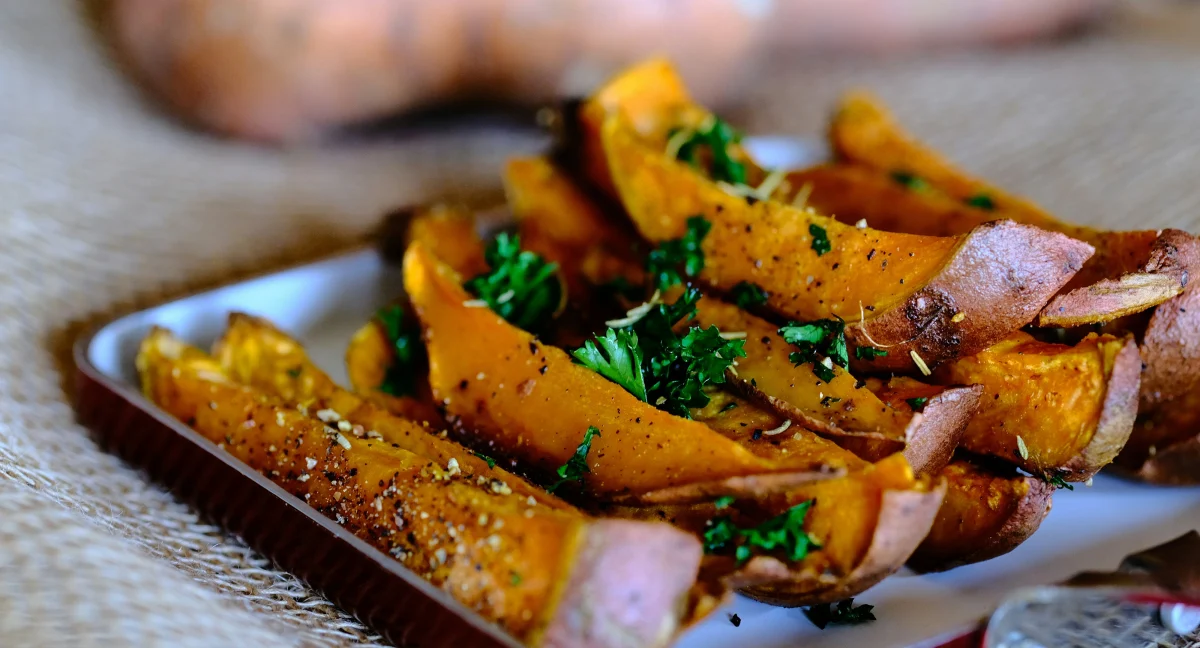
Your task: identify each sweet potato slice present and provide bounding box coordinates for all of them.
[404,242,840,503]
[138,329,702,647]
[917,332,1141,481]
[561,58,701,197]
[827,91,1188,326]
[693,296,979,475]
[215,312,561,507]
[907,459,1053,573]
[607,453,943,606]
[505,156,645,313]
[601,113,1093,372]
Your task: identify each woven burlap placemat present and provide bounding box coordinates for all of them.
[2,1,1198,646]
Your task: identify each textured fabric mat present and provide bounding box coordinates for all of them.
[2,1,1199,646]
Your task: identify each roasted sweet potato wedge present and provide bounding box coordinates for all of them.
[404,242,841,503]
[561,58,702,198]
[827,91,1189,327]
[601,112,1093,372]
[215,312,560,507]
[898,332,1141,481]
[607,453,943,606]
[907,459,1053,573]
[139,328,702,648]
[505,156,645,309]
[344,317,446,426]
[692,296,979,475]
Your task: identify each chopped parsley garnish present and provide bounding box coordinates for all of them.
[1042,473,1075,490]
[670,116,747,185]
[572,328,648,402]
[547,426,599,493]
[573,288,745,418]
[855,346,888,361]
[465,232,562,333]
[646,215,711,291]
[965,193,996,211]
[730,281,769,309]
[472,452,497,469]
[778,318,849,383]
[906,397,928,412]
[890,170,929,192]
[377,305,425,397]
[510,572,523,586]
[803,598,877,629]
[820,396,841,407]
[286,367,303,378]
[703,499,819,564]
[720,401,739,413]
[714,495,736,509]
[809,224,831,256]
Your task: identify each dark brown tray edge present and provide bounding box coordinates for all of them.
[73,322,522,648]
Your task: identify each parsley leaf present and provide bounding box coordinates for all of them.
[376,305,425,397]
[646,215,711,291]
[714,495,736,509]
[1041,473,1075,490]
[906,396,928,412]
[573,288,744,418]
[547,426,600,493]
[730,281,769,309]
[965,193,996,211]
[809,224,831,256]
[671,117,747,185]
[820,396,841,407]
[803,598,877,629]
[465,232,562,333]
[572,328,647,402]
[704,499,819,564]
[890,170,929,192]
[778,319,849,383]
[471,452,497,469]
[855,346,888,361]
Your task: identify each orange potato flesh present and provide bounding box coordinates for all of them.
[693,296,977,475]
[609,453,942,606]
[139,329,575,640]
[344,319,446,426]
[404,204,490,279]
[908,460,1053,573]
[601,112,1092,372]
[570,58,704,197]
[141,329,703,646]
[215,312,560,507]
[403,243,837,502]
[505,156,646,308]
[690,391,869,472]
[928,332,1141,480]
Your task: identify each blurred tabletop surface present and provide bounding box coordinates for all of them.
[3,1,1200,646]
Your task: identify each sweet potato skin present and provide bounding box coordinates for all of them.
[693,296,978,475]
[826,91,1185,325]
[907,460,1053,573]
[143,327,703,647]
[404,243,837,502]
[928,332,1141,480]
[602,113,1092,372]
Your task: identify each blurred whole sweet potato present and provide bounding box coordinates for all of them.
[109,0,1109,143]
